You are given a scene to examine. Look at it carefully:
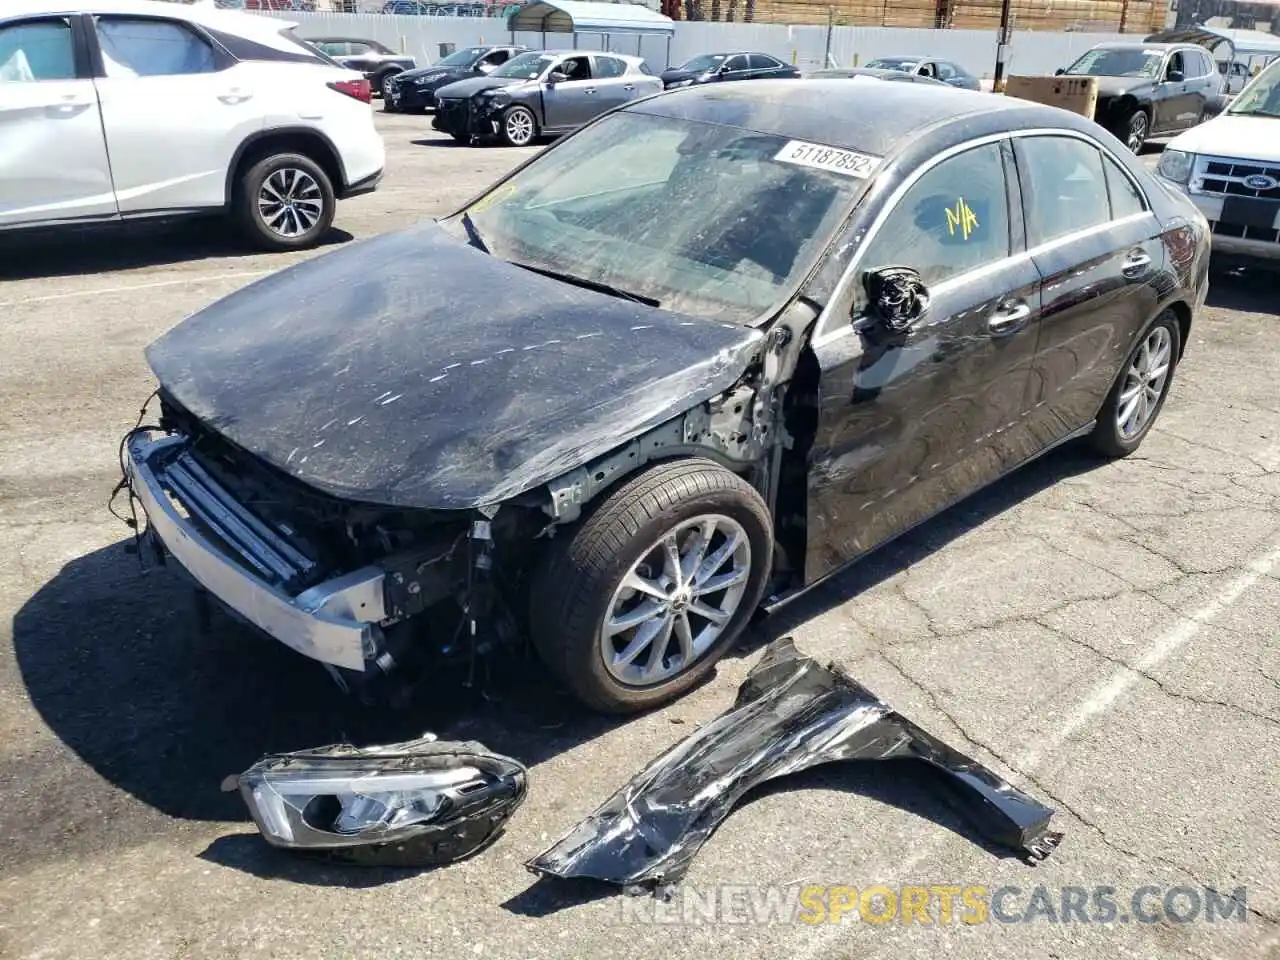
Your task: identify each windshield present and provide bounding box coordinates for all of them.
[1229,57,1280,117]
[678,54,729,72]
[1065,48,1163,78]
[443,111,866,323]
[437,46,488,67]
[493,51,555,79]
[866,58,917,72]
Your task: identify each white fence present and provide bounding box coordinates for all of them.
[268,10,1128,76]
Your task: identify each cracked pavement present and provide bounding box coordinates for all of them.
[0,119,1277,960]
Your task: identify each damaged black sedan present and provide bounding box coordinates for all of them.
[122,81,1210,715]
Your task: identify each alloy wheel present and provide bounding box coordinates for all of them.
[1127,112,1149,153]
[382,74,397,97]
[1116,325,1172,440]
[505,108,534,146]
[599,514,752,687]
[256,168,324,239]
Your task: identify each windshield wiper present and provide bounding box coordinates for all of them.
[461,211,489,254]
[511,261,660,307]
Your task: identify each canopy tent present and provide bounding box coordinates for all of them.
[507,1,675,60]
[1146,25,1280,58]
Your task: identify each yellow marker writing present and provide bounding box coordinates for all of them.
[945,197,980,240]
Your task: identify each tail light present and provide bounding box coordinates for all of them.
[327,78,371,103]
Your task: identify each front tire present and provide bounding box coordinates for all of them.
[499,104,537,147]
[377,70,401,99]
[1088,311,1180,458]
[234,153,335,252]
[529,459,774,714]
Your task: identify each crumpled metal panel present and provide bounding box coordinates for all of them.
[528,637,1061,888]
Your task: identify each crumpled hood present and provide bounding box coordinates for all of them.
[660,68,706,84]
[434,75,522,99]
[146,222,762,510]
[1166,112,1280,162]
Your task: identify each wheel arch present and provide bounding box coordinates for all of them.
[225,128,347,207]
[1164,298,1193,360]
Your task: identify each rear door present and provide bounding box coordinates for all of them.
[719,54,750,81]
[590,55,632,112]
[748,53,789,78]
[0,15,117,226]
[1013,132,1164,439]
[90,14,264,212]
[806,138,1043,580]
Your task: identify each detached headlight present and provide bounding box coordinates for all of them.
[229,734,528,866]
[1157,149,1195,185]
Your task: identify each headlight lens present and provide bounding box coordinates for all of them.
[1157,149,1195,185]
[231,735,528,866]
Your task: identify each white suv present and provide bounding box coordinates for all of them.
[0,0,385,250]
[1157,56,1280,265]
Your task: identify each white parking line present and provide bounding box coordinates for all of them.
[787,536,1280,958]
[0,270,272,307]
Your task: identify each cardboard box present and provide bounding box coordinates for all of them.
[1002,75,1099,121]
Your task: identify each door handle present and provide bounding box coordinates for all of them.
[623,83,634,90]
[1122,249,1152,278]
[48,94,91,115]
[584,88,596,94]
[218,89,254,104]
[987,300,1031,335]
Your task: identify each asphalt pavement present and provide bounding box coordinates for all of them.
[0,112,1277,960]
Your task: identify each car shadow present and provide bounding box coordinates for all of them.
[1207,260,1280,311]
[0,221,353,281]
[11,443,1102,885]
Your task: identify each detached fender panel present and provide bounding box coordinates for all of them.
[528,637,1062,888]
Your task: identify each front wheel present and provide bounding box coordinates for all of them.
[378,71,400,99]
[1088,311,1180,458]
[529,459,774,714]
[499,104,538,147]
[234,152,335,252]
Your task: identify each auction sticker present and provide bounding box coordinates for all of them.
[774,140,881,179]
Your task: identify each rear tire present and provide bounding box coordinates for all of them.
[1088,310,1180,458]
[529,459,773,714]
[233,152,335,252]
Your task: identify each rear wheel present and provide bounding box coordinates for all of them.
[1111,107,1149,153]
[1088,311,1180,458]
[529,459,773,714]
[234,152,335,252]
[499,105,537,147]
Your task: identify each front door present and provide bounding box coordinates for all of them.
[541,54,596,130]
[91,15,264,212]
[805,139,1042,582]
[1012,133,1166,440]
[0,16,117,226]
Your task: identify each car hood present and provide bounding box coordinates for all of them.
[434,76,523,99]
[398,65,470,84]
[1167,112,1280,162]
[145,223,763,511]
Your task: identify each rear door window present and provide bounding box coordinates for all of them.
[95,17,220,77]
[1015,135,1112,246]
[748,54,781,70]
[593,55,626,78]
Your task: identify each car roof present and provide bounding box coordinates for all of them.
[1088,41,1190,51]
[0,0,299,37]
[630,79,1086,157]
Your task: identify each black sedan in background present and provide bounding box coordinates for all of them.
[865,55,982,89]
[385,44,529,113]
[305,37,416,98]
[808,66,948,85]
[124,80,1208,717]
[660,51,800,88]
